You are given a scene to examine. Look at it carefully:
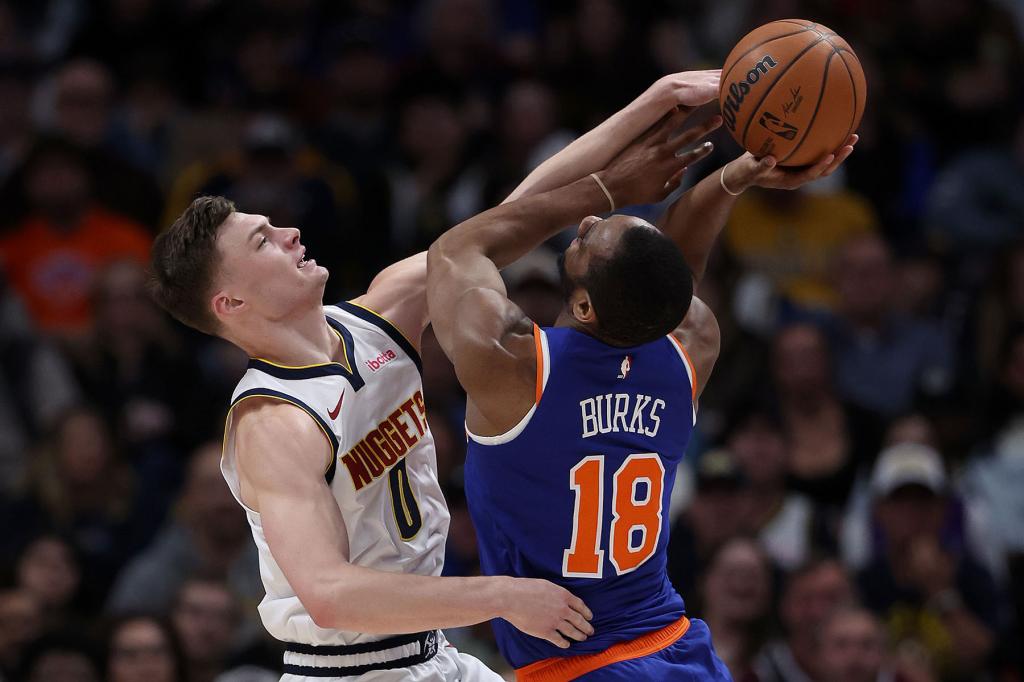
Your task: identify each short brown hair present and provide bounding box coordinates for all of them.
[149,196,235,334]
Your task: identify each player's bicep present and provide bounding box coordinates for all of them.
[234,403,351,624]
[673,296,720,398]
[351,253,428,349]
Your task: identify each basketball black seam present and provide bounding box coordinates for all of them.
[778,49,835,164]
[721,27,813,86]
[739,37,826,149]
[837,51,860,144]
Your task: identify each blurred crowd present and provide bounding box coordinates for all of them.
[0,0,1022,680]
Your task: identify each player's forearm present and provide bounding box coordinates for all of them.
[505,87,670,203]
[315,569,512,634]
[434,175,610,271]
[657,164,739,284]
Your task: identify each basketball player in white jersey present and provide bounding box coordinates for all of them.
[148,70,722,681]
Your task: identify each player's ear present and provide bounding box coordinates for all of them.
[570,289,597,326]
[212,290,245,321]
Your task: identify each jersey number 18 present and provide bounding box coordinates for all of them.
[562,453,665,578]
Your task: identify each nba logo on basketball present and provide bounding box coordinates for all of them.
[618,355,632,379]
[365,349,397,373]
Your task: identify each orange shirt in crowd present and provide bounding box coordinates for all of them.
[0,206,152,333]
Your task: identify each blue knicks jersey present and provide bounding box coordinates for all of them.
[464,325,697,669]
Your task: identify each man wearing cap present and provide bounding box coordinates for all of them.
[857,444,999,679]
[667,449,748,611]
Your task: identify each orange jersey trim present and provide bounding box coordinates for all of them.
[533,324,545,404]
[667,335,698,402]
[515,616,691,682]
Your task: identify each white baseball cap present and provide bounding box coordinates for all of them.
[870,443,947,497]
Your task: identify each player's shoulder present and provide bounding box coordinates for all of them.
[232,397,331,476]
[233,396,324,442]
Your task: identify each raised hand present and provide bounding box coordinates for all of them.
[648,69,722,108]
[501,577,594,649]
[599,108,723,207]
[722,134,858,193]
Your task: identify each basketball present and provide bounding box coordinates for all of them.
[719,19,866,166]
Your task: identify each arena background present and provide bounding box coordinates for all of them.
[0,0,1022,680]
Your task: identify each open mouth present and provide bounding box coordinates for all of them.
[297,248,310,269]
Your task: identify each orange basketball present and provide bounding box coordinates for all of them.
[719,19,867,167]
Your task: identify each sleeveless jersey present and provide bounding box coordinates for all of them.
[464,325,697,669]
[222,302,450,646]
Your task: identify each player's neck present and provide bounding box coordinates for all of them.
[554,310,594,338]
[233,305,339,366]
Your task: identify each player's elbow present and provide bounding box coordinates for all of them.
[304,594,339,630]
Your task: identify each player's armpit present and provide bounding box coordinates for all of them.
[350,252,428,350]
[672,296,720,399]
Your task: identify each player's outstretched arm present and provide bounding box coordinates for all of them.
[427,109,711,428]
[349,252,428,351]
[350,73,722,345]
[658,134,858,284]
[664,136,857,398]
[503,70,720,203]
[233,398,593,647]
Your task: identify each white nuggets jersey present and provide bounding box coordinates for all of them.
[222,302,451,647]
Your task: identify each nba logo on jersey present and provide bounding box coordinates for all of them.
[618,355,632,379]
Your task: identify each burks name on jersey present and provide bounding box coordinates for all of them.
[580,392,667,439]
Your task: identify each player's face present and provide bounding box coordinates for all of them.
[558,214,655,297]
[213,212,328,324]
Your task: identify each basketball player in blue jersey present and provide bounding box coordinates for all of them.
[150,70,731,680]
[426,102,857,678]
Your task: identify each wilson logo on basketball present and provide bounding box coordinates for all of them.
[365,349,397,373]
[721,55,778,132]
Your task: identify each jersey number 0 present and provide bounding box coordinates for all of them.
[562,454,665,578]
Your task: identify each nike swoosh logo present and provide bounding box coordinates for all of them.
[328,389,345,420]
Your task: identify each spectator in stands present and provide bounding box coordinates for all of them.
[46,58,164,227]
[824,233,955,417]
[857,443,1000,680]
[67,260,215,461]
[315,37,397,178]
[1,406,138,603]
[0,588,43,679]
[106,614,184,682]
[0,136,152,334]
[728,405,814,571]
[172,578,240,682]
[387,90,485,254]
[843,418,1007,587]
[817,607,924,682]
[668,449,749,611]
[14,534,82,628]
[701,537,773,682]
[962,329,1024,633]
[107,443,260,621]
[925,109,1024,253]
[770,323,884,514]
[0,273,80,489]
[482,80,574,205]
[17,630,102,682]
[755,558,856,682]
[724,175,879,311]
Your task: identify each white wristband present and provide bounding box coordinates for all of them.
[719,166,743,196]
[590,173,615,212]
